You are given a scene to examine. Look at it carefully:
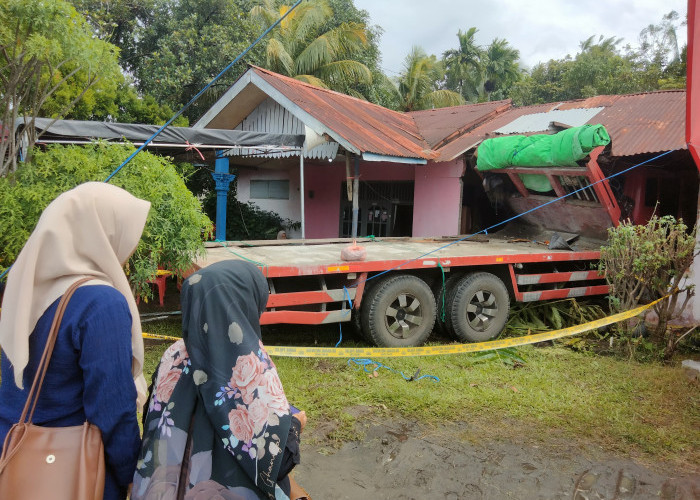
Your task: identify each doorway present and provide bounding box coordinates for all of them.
[339,181,414,237]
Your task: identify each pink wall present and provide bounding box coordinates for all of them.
[235,158,463,239]
[413,159,465,237]
[305,163,343,238]
[303,161,416,238]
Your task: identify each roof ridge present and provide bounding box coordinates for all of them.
[250,65,407,116]
[406,99,511,115]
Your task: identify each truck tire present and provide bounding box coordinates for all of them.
[433,274,462,338]
[361,275,436,347]
[446,272,510,342]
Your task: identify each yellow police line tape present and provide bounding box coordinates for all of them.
[142,296,664,358]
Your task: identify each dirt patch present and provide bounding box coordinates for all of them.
[293,408,699,499]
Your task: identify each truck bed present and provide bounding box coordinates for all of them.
[198,233,604,278]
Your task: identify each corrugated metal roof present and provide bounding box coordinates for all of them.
[494,107,604,134]
[590,90,686,156]
[408,100,510,148]
[201,67,686,163]
[251,66,434,160]
[432,102,557,161]
[433,90,686,160]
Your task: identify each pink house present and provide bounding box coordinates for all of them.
[195,66,509,239]
[195,66,695,245]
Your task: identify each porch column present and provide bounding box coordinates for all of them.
[300,154,306,239]
[212,151,235,241]
[351,155,360,238]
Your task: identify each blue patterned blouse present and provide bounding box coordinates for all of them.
[0,285,141,500]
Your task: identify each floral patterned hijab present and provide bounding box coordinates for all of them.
[133,261,293,500]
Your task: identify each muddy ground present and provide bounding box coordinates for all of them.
[293,407,699,500]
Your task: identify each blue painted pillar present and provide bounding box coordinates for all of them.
[212,151,235,241]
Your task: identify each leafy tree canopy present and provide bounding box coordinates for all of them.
[0,144,213,298]
[443,28,522,103]
[109,0,266,122]
[1,0,121,174]
[397,46,463,111]
[509,11,686,106]
[251,0,378,100]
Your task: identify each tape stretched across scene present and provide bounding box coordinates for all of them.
[142,296,664,358]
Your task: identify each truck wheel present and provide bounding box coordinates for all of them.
[433,274,462,338]
[361,275,436,347]
[446,272,510,342]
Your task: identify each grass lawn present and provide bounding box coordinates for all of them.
[142,319,700,472]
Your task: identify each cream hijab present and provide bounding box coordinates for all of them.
[0,182,151,408]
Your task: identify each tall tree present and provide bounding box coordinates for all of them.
[71,0,163,74]
[637,10,686,89]
[443,28,521,102]
[0,0,124,176]
[398,47,463,111]
[509,11,687,106]
[128,0,265,122]
[444,28,483,102]
[251,0,373,98]
[482,38,521,101]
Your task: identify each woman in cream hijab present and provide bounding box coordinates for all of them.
[0,182,150,500]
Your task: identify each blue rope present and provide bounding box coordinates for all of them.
[103,0,303,183]
[348,358,439,382]
[335,324,343,348]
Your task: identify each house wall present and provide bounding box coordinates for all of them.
[235,167,302,238]
[678,180,700,326]
[413,159,465,237]
[235,158,465,239]
[304,161,416,239]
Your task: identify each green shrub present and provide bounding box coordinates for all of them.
[201,179,300,241]
[0,143,213,298]
[599,215,697,359]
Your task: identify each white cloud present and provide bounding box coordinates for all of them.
[353,0,687,74]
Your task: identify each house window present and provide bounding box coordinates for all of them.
[250,180,289,199]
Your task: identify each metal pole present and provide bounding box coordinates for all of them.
[351,155,360,238]
[300,154,306,239]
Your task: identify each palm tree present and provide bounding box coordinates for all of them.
[443,28,483,102]
[398,46,464,111]
[443,28,521,102]
[251,0,372,96]
[482,38,521,100]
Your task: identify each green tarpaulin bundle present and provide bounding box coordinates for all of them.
[475,124,611,192]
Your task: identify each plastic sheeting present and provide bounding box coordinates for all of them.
[475,124,611,192]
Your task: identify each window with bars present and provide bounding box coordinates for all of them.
[558,175,600,202]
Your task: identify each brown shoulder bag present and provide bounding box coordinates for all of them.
[0,278,106,500]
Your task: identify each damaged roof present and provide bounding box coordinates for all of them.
[197,66,687,163]
[434,90,687,160]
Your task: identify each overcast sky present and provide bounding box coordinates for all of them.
[352,0,688,76]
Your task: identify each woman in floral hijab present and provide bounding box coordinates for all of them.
[132,261,304,500]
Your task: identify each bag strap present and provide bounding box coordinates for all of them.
[19,278,94,424]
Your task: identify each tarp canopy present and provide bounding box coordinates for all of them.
[475,124,611,192]
[15,118,305,150]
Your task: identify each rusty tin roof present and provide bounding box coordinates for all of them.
[251,66,434,160]
[201,67,686,163]
[434,90,686,160]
